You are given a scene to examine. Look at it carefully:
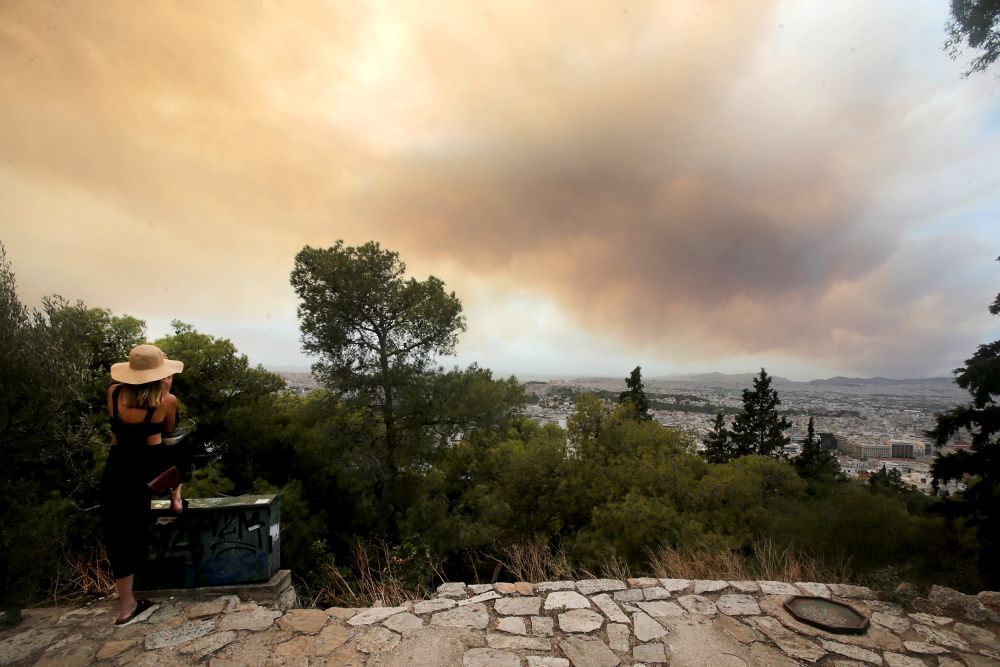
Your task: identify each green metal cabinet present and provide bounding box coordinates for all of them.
[135,494,282,589]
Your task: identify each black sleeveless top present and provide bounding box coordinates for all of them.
[110,385,165,443]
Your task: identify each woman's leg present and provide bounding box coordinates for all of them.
[170,483,184,513]
[116,574,136,620]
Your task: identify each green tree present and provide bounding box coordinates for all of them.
[730,368,791,457]
[290,241,465,534]
[795,416,840,481]
[931,257,1000,587]
[702,412,734,464]
[618,366,652,421]
[945,0,1000,77]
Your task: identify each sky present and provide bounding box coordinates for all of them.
[1,0,998,381]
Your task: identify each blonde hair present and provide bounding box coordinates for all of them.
[120,379,166,409]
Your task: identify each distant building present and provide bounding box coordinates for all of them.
[850,440,891,460]
[890,440,915,459]
[819,432,838,452]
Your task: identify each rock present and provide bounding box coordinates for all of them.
[437,582,468,598]
[658,578,691,592]
[33,638,99,667]
[545,591,592,611]
[356,626,401,653]
[795,582,831,598]
[714,615,763,644]
[937,658,966,667]
[759,581,800,596]
[827,584,876,598]
[496,617,526,635]
[915,623,971,650]
[628,578,660,588]
[591,594,630,624]
[367,626,469,667]
[903,641,950,654]
[144,619,216,650]
[469,584,494,594]
[910,612,954,626]
[176,631,238,659]
[930,585,972,609]
[749,642,799,667]
[459,591,501,606]
[536,580,576,592]
[607,623,631,652]
[633,642,666,663]
[953,622,996,646]
[882,653,929,667]
[485,633,551,650]
[613,589,645,603]
[278,608,329,634]
[577,579,627,595]
[559,609,605,633]
[716,594,761,616]
[430,603,490,629]
[96,639,139,660]
[632,612,667,641]
[494,583,517,594]
[383,612,424,633]
[347,606,407,626]
[729,581,761,593]
[526,658,570,667]
[185,597,237,619]
[676,595,718,615]
[818,639,882,664]
[744,615,827,663]
[271,635,317,662]
[635,601,685,617]
[757,594,903,653]
[516,582,534,595]
[315,623,356,656]
[978,591,1000,611]
[873,611,911,633]
[495,597,542,616]
[463,648,520,667]
[219,608,282,632]
[532,616,554,637]
[413,598,457,615]
[659,616,751,667]
[0,627,61,665]
[327,607,361,620]
[693,580,729,594]
[560,636,622,667]
[56,607,106,626]
[643,587,672,601]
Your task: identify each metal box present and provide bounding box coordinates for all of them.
[135,494,282,589]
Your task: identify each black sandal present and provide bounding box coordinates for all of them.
[114,598,155,626]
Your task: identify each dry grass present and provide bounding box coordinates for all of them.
[309,540,439,608]
[497,540,579,583]
[650,539,857,584]
[50,547,115,604]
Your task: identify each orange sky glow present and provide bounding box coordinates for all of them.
[1,0,998,379]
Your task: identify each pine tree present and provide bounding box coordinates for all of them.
[619,366,652,421]
[795,416,839,479]
[930,256,1000,588]
[702,412,734,463]
[730,368,791,457]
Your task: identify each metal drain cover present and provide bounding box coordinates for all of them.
[783,596,870,634]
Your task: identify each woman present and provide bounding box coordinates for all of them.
[102,344,183,625]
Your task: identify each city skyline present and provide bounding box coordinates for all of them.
[2,1,998,381]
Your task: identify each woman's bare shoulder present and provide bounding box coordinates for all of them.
[162,393,178,407]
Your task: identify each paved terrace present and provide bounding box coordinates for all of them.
[2,578,998,666]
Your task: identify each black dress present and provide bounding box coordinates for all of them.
[100,386,164,580]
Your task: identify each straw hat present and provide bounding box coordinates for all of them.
[110,344,183,384]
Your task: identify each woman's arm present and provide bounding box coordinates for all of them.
[162,394,178,434]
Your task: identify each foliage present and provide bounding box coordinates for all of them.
[945,0,1000,77]
[795,416,840,482]
[730,368,792,457]
[930,257,1000,588]
[618,366,652,421]
[702,412,734,464]
[291,241,465,535]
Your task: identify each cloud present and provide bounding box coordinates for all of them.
[0,0,997,376]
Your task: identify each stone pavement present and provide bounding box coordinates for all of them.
[2,579,999,666]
